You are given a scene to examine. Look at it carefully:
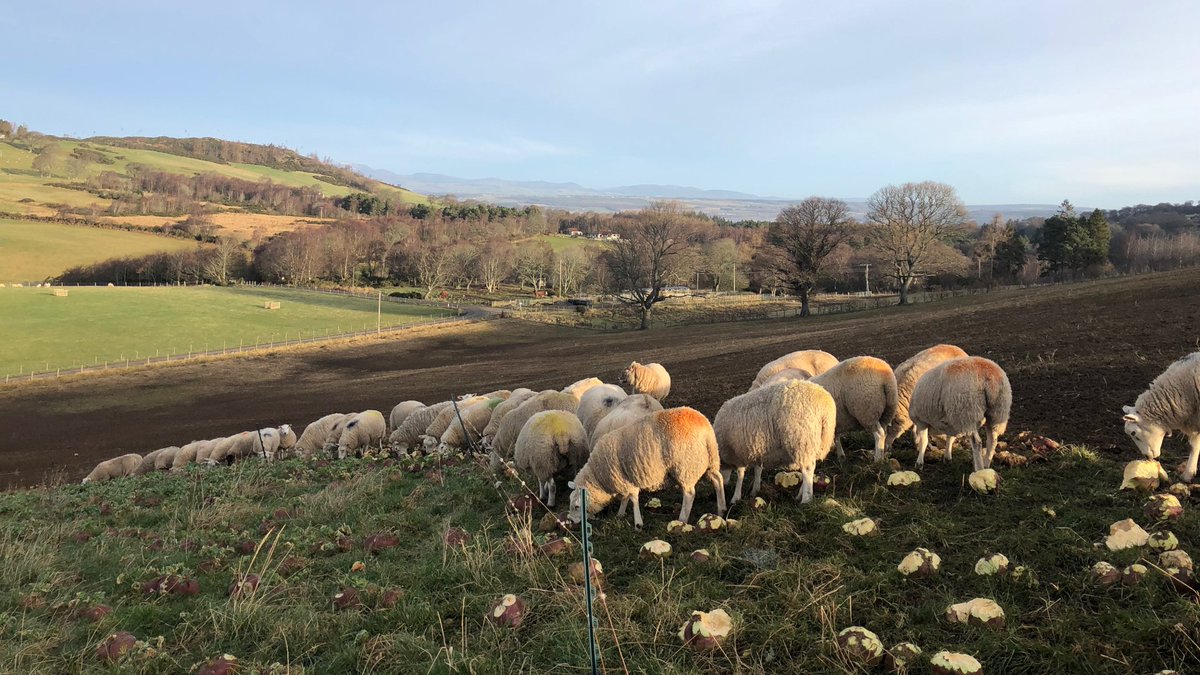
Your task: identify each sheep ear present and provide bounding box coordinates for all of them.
[1122,405,1136,414]
[567,480,576,489]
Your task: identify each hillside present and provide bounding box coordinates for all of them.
[0,217,199,283]
[0,131,426,239]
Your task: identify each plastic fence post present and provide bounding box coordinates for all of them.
[579,488,600,675]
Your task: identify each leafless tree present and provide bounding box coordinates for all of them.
[551,248,593,297]
[478,240,514,293]
[768,197,853,316]
[204,236,243,285]
[974,213,1010,288]
[413,246,453,299]
[602,201,700,329]
[865,181,970,304]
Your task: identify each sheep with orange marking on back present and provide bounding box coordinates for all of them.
[809,356,898,462]
[513,410,590,507]
[909,356,1012,471]
[620,361,671,402]
[750,350,838,390]
[884,344,969,454]
[567,406,726,529]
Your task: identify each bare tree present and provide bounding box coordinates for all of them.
[478,240,514,293]
[865,181,970,304]
[204,236,243,285]
[551,248,593,297]
[413,246,453,299]
[602,201,699,329]
[768,197,853,316]
[974,213,1010,288]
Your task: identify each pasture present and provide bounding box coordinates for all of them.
[0,218,197,284]
[0,285,455,377]
[0,270,1198,672]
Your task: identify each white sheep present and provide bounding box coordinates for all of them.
[481,389,537,448]
[620,362,671,401]
[190,437,224,467]
[82,453,142,483]
[809,356,898,462]
[562,377,604,400]
[172,438,216,471]
[589,394,664,445]
[293,414,348,458]
[336,410,388,459]
[1122,351,1200,481]
[135,447,170,475]
[756,367,813,389]
[567,406,726,528]
[207,427,290,465]
[423,396,489,450]
[751,350,838,389]
[492,390,580,462]
[513,410,590,506]
[577,384,629,439]
[269,424,297,460]
[205,433,248,465]
[390,402,452,452]
[884,344,969,453]
[714,380,836,504]
[153,446,182,471]
[910,356,1012,471]
[437,397,501,454]
[389,400,425,431]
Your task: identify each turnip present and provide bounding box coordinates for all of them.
[678,609,732,650]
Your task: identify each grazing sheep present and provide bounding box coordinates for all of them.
[82,453,142,484]
[910,357,1012,471]
[590,394,664,445]
[751,350,839,389]
[1122,351,1200,481]
[423,396,489,450]
[437,397,502,453]
[562,377,604,400]
[481,388,537,447]
[293,414,348,458]
[192,437,225,466]
[389,401,425,431]
[620,362,671,401]
[884,344,969,453]
[152,446,182,472]
[714,380,836,504]
[757,367,814,389]
[577,384,629,439]
[513,410,590,506]
[567,407,726,528]
[135,448,170,475]
[173,438,216,471]
[390,402,452,452]
[207,428,290,465]
[810,356,898,462]
[271,424,297,460]
[336,410,388,459]
[205,433,249,465]
[492,391,580,461]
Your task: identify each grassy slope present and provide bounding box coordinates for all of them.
[0,286,454,375]
[529,234,611,253]
[0,218,196,283]
[0,444,1194,673]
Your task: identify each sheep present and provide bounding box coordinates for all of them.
[756,367,813,389]
[513,410,590,506]
[389,401,425,431]
[82,453,142,484]
[172,438,215,471]
[207,428,290,465]
[714,380,836,504]
[135,447,170,475]
[910,356,1012,471]
[492,391,580,461]
[809,356,898,462]
[205,433,248,465]
[620,362,671,402]
[590,394,664,445]
[567,407,726,529]
[190,437,224,466]
[751,350,838,389]
[481,388,537,448]
[423,396,489,450]
[390,402,452,452]
[321,414,358,455]
[562,377,604,400]
[884,344,969,453]
[336,410,388,459]
[1122,351,1200,481]
[577,384,629,439]
[153,446,183,471]
[271,424,297,460]
[437,397,502,454]
[293,414,348,458]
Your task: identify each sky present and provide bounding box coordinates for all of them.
[3,1,1198,207]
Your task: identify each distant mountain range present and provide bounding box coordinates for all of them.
[354,166,1064,222]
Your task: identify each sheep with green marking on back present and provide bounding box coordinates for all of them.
[82,453,142,483]
[514,410,590,507]
[491,390,579,472]
[437,398,503,454]
[481,388,537,450]
[1122,351,1200,481]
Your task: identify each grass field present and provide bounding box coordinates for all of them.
[0,286,455,376]
[531,233,613,253]
[0,218,197,283]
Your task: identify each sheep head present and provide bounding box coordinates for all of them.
[1123,406,1167,459]
[566,470,610,524]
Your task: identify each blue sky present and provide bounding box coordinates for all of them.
[3,1,1197,206]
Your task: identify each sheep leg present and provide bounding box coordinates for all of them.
[730,467,746,504]
[679,486,696,524]
[617,496,629,517]
[914,424,930,468]
[970,433,984,471]
[750,465,764,497]
[630,492,644,529]
[871,423,886,463]
[834,437,845,460]
[798,463,815,504]
[1183,432,1200,483]
[545,479,557,508]
[707,469,727,516]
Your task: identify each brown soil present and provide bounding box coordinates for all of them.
[2,270,1197,488]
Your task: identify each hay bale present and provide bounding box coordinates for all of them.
[53,289,69,297]
[263,301,281,310]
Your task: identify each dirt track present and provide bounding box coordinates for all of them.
[2,270,1198,487]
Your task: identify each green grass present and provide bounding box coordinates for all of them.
[530,234,612,253]
[0,286,455,376]
[0,218,197,283]
[0,444,1194,673]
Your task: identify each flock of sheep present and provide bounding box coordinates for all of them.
[81,347,1200,527]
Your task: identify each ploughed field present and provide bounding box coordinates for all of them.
[0,270,1198,672]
